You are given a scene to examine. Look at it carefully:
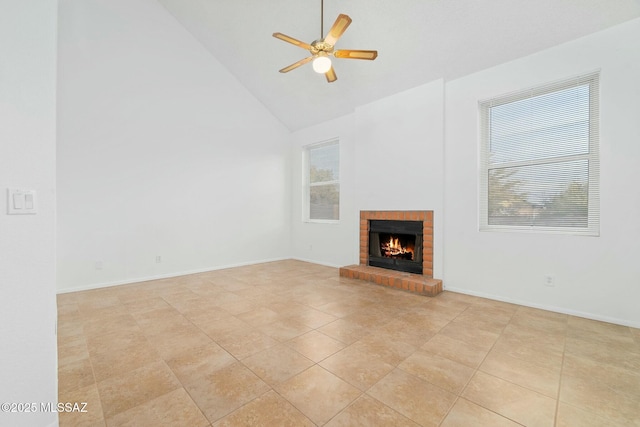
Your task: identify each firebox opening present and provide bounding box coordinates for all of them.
[379,233,415,260]
[368,220,423,275]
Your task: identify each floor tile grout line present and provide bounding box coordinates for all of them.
[554,325,569,427]
[82,326,106,426]
[436,303,508,426]
[206,386,274,425]
[272,363,358,426]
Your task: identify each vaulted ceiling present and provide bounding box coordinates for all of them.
[156,0,640,131]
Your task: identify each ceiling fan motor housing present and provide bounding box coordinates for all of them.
[310,40,334,55]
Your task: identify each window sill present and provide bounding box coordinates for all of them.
[304,219,340,225]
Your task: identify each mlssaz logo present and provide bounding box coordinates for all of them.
[41,402,88,413]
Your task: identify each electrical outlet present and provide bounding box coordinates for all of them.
[543,275,555,287]
[155,255,162,263]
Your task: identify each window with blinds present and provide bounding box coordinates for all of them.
[304,139,340,221]
[479,73,599,235]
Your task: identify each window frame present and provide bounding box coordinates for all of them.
[479,72,600,236]
[303,138,340,223]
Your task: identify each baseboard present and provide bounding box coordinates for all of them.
[56,257,290,294]
[290,257,343,269]
[444,286,640,329]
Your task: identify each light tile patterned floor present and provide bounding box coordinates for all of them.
[57,260,640,426]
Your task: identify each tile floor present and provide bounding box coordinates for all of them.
[57,260,640,426]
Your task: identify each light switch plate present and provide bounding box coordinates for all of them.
[7,188,37,215]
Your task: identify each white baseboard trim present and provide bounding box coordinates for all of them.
[56,257,290,294]
[290,257,344,269]
[444,286,640,329]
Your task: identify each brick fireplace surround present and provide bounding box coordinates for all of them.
[339,210,443,297]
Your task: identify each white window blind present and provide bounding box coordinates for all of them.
[304,139,339,221]
[479,72,599,235]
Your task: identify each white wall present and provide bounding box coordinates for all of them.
[0,1,59,426]
[57,0,291,292]
[444,18,640,327]
[355,80,445,278]
[290,79,445,277]
[290,114,358,267]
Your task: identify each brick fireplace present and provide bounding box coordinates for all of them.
[339,210,443,296]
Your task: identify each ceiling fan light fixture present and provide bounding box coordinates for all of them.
[312,55,332,73]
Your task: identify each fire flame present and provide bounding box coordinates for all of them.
[381,236,413,259]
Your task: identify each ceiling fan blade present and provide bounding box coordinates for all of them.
[323,14,352,46]
[325,66,337,83]
[279,56,314,73]
[272,32,312,50]
[334,49,378,60]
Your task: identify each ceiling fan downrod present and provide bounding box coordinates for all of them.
[320,0,324,39]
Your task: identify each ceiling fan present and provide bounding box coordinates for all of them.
[272,0,378,83]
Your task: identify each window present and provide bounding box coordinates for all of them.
[304,139,339,221]
[479,73,599,235]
